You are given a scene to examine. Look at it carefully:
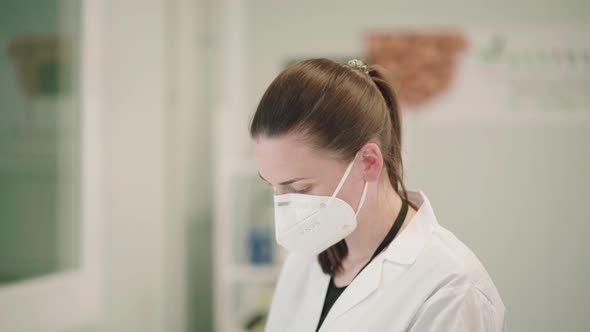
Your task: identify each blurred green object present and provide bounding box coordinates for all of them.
[243,311,267,332]
[0,0,81,285]
[37,60,60,95]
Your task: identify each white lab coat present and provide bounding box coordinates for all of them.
[265,190,506,332]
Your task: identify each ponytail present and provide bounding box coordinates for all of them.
[368,65,408,203]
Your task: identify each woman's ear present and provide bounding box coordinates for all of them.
[359,143,384,183]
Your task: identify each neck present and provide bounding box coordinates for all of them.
[344,179,404,265]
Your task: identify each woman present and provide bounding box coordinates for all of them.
[250,58,505,332]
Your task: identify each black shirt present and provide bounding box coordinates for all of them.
[315,198,409,331]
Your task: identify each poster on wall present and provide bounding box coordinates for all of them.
[365,27,590,128]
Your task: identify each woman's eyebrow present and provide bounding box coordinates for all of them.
[258,172,309,186]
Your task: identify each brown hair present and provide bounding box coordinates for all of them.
[249,58,407,276]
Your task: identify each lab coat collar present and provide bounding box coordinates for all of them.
[381,190,438,265]
[296,260,330,332]
[320,252,384,327]
[318,190,438,329]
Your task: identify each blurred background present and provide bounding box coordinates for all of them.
[0,0,588,332]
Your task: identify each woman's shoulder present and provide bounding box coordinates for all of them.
[415,225,505,309]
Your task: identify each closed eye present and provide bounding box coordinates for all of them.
[257,172,309,186]
[292,186,311,194]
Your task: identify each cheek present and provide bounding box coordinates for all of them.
[335,172,366,207]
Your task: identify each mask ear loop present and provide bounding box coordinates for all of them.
[324,152,360,207]
[355,181,369,217]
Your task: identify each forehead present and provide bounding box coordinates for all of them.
[251,134,335,184]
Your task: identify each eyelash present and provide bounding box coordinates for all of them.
[262,180,311,194]
[293,187,311,194]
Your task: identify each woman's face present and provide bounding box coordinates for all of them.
[252,133,369,208]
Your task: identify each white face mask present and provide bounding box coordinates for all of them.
[273,152,369,256]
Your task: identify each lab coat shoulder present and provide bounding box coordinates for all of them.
[426,225,504,305]
[401,225,506,331]
[407,283,505,332]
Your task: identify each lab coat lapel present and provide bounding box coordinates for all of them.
[320,257,384,329]
[291,258,330,332]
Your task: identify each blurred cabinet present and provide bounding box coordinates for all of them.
[0,1,102,331]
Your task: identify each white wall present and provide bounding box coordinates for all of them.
[71,1,194,331]
[98,1,170,331]
[79,1,215,331]
[244,1,590,331]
